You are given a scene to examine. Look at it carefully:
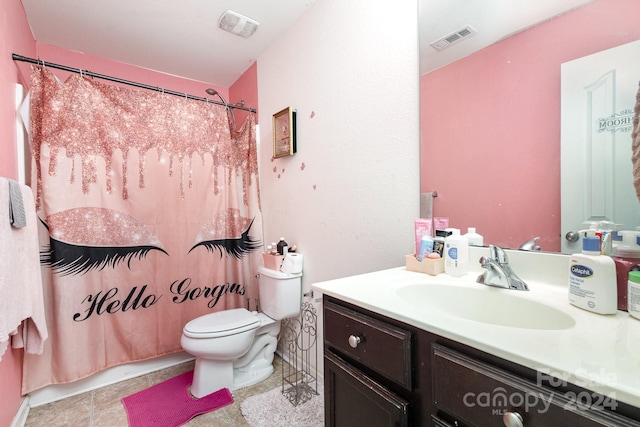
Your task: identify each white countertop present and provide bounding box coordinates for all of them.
[311,249,640,408]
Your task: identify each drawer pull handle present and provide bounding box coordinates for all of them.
[348,335,361,348]
[503,411,523,427]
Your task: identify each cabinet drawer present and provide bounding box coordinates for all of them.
[432,343,636,427]
[324,300,412,389]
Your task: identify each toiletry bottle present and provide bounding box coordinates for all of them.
[433,230,451,258]
[417,235,434,262]
[568,236,617,314]
[613,246,640,311]
[444,229,469,277]
[433,237,445,257]
[414,218,433,256]
[464,227,484,247]
[276,237,288,255]
[628,271,640,320]
[619,230,640,248]
[612,226,623,254]
[270,242,278,255]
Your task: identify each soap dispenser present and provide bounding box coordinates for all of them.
[568,236,617,314]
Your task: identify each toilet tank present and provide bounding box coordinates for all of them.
[257,266,302,320]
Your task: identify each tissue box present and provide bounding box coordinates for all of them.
[405,254,444,276]
[262,253,284,271]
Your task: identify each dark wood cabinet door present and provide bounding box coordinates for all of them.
[324,351,410,427]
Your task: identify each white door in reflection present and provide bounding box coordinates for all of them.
[561,39,640,254]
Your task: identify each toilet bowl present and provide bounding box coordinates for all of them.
[181,266,302,398]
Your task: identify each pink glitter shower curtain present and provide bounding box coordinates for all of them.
[21,66,263,394]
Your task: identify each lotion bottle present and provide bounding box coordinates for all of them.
[568,236,617,314]
[444,228,469,277]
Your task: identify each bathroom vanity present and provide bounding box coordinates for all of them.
[312,249,640,426]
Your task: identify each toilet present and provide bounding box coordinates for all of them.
[181,266,302,398]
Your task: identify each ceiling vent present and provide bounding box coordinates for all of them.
[218,10,259,38]
[430,25,476,50]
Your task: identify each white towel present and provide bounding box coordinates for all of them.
[0,177,48,360]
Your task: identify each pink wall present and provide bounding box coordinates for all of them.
[421,0,640,252]
[230,62,259,126]
[0,1,36,424]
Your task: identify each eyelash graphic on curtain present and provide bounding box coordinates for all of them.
[40,238,168,276]
[189,215,261,259]
[39,208,168,276]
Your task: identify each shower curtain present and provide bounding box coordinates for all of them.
[21,66,263,394]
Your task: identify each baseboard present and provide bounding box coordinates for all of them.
[10,396,30,427]
[28,352,194,408]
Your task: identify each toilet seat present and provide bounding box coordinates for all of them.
[183,308,260,339]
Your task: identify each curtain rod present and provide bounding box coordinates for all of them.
[11,54,257,113]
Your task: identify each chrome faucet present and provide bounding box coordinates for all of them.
[518,236,541,251]
[477,245,529,291]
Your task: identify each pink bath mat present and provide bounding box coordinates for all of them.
[121,370,233,427]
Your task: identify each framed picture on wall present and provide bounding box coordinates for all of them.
[273,107,297,158]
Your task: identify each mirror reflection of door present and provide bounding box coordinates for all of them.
[561,39,640,254]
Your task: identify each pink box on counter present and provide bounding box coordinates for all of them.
[405,254,444,276]
[262,253,284,271]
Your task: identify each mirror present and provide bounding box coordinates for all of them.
[419,0,640,253]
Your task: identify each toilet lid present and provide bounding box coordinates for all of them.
[183,308,260,337]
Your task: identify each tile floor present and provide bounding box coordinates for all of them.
[25,356,286,427]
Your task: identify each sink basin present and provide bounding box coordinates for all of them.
[396,284,576,330]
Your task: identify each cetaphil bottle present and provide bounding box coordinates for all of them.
[568,236,617,315]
